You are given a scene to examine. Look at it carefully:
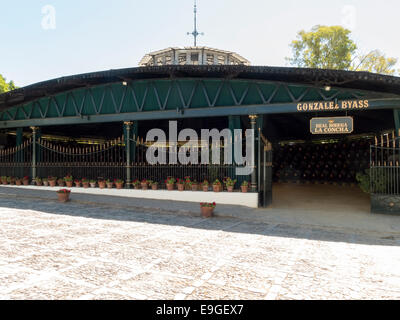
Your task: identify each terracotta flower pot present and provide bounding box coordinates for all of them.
[49,180,56,187]
[134,185,140,190]
[151,184,158,190]
[213,185,222,192]
[58,181,65,187]
[75,182,82,188]
[90,183,96,188]
[66,181,73,188]
[201,207,214,218]
[191,184,198,191]
[241,186,248,193]
[36,181,43,186]
[57,192,70,203]
[82,182,89,188]
[166,184,174,191]
[202,185,209,192]
[43,181,49,186]
[227,186,234,192]
[106,182,113,189]
[177,184,185,191]
[99,181,106,189]
[23,180,29,186]
[15,180,22,186]
[115,182,124,189]
[141,183,148,190]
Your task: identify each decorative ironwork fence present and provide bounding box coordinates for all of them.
[36,137,126,181]
[0,138,32,178]
[0,134,251,189]
[370,133,400,196]
[370,131,400,214]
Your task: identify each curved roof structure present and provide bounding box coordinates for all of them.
[138,46,250,67]
[1,65,400,111]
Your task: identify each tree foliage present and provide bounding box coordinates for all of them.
[287,25,357,70]
[352,50,398,75]
[288,25,399,75]
[0,74,17,93]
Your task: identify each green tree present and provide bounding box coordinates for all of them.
[0,74,17,93]
[287,25,357,70]
[0,74,9,93]
[352,50,398,75]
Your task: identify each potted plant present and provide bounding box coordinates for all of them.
[176,178,185,191]
[106,179,113,189]
[184,176,192,190]
[22,176,30,186]
[1,176,7,185]
[114,179,124,189]
[57,189,71,203]
[151,181,158,190]
[141,179,149,190]
[48,176,57,187]
[241,181,249,193]
[42,177,49,186]
[224,178,237,192]
[165,177,175,191]
[81,178,90,188]
[202,180,209,192]
[57,178,65,187]
[7,176,13,185]
[213,179,222,192]
[74,179,81,188]
[90,180,97,188]
[189,180,199,191]
[35,177,43,186]
[200,202,216,218]
[64,175,74,188]
[15,177,22,186]
[98,179,106,189]
[132,179,140,189]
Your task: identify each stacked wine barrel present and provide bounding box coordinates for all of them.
[273,139,371,184]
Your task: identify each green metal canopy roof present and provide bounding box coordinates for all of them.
[1,65,400,111]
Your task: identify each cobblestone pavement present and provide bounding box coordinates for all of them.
[1,196,400,300]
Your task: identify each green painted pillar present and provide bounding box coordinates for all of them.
[394,109,400,136]
[229,116,241,183]
[124,122,133,188]
[249,115,258,192]
[132,121,138,163]
[30,127,38,182]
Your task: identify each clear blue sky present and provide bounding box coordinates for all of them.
[1,0,399,87]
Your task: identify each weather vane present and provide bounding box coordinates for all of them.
[187,0,204,46]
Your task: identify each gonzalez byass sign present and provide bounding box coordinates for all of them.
[297,99,369,112]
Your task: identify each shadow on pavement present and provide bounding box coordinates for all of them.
[0,186,399,247]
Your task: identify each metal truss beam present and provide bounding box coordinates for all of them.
[0,78,397,129]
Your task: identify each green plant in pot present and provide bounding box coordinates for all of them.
[165,177,176,191]
[64,175,74,188]
[213,179,222,192]
[241,181,249,193]
[224,178,237,192]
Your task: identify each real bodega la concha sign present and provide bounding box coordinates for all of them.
[310,117,354,135]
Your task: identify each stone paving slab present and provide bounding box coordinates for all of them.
[0,194,400,300]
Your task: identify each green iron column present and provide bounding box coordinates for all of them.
[394,109,400,136]
[30,126,38,183]
[249,115,258,192]
[124,122,133,189]
[229,115,241,182]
